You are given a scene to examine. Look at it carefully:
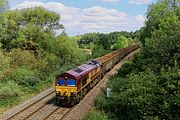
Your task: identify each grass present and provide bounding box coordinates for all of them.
[0,79,53,114]
[84,108,108,120]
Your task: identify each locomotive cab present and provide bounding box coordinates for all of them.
[55,60,102,105]
[55,73,78,105]
[55,77,77,96]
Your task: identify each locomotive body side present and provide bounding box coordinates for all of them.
[55,60,102,105]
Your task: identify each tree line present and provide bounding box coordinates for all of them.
[78,31,138,58]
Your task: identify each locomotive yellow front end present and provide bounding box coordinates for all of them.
[55,75,77,105]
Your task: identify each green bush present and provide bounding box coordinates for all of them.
[0,49,11,80]
[96,70,159,119]
[118,62,134,77]
[92,45,110,58]
[0,81,22,99]
[96,68,180,120]
[8,49,48,71]
[84,109,108,120]
[4,67,40,86]
[113,36,132,50]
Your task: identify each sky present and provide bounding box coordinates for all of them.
[8,0,158,36]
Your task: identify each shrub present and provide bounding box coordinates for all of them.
[0,81,22,99]
[8,49,48,71]
[118,62,134,77]
[96,70,159,119]
[92,45,110,58]
[96,68,180,120]
[84,109,108,120]
[52,35,87,66]
[0,49,11,80]
[4,67,40,86]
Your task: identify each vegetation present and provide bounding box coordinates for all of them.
[85,0,180,120]
[0,6,87,113]
[0,0,179,119]
[0,5,136,113]
[78,32,137,58]
[84,108,108,120]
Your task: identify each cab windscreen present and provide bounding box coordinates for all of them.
[67,79,76,86]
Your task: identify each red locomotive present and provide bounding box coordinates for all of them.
[55,45,140,105]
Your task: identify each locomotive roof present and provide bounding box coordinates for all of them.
[57,60,101,79]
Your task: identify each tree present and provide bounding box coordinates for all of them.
[140,0,180,45]
[113,36,132,50]
[0,0,8,45]
[0,7,63,51]
[141,0,180,70]
[78,33,100,45]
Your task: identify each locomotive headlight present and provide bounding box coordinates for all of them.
[56,91,61,96]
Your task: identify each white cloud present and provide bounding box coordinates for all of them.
[128,0,150,5]
[11,1,44,9]
[12,1,145,36]
[83,6,127,17]
[135,14,146,22]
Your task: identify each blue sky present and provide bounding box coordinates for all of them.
[42,0,156,16]
[9,0,158,36]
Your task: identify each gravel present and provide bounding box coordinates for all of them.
[0,88,54,120]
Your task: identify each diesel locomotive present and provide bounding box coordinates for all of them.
[55,45,140,105]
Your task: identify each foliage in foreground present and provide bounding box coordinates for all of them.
[91,0,180,120]
[84,109,108,120]
[0,81,22,99]
[96,68,179,120]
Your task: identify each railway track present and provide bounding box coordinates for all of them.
[44,107,72,120]
[7,90,55,120]
[0,87,74,120]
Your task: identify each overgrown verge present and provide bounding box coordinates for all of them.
[0,42,88,113]
[91,67,179,120]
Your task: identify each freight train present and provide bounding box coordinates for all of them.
[55,45,140,106]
